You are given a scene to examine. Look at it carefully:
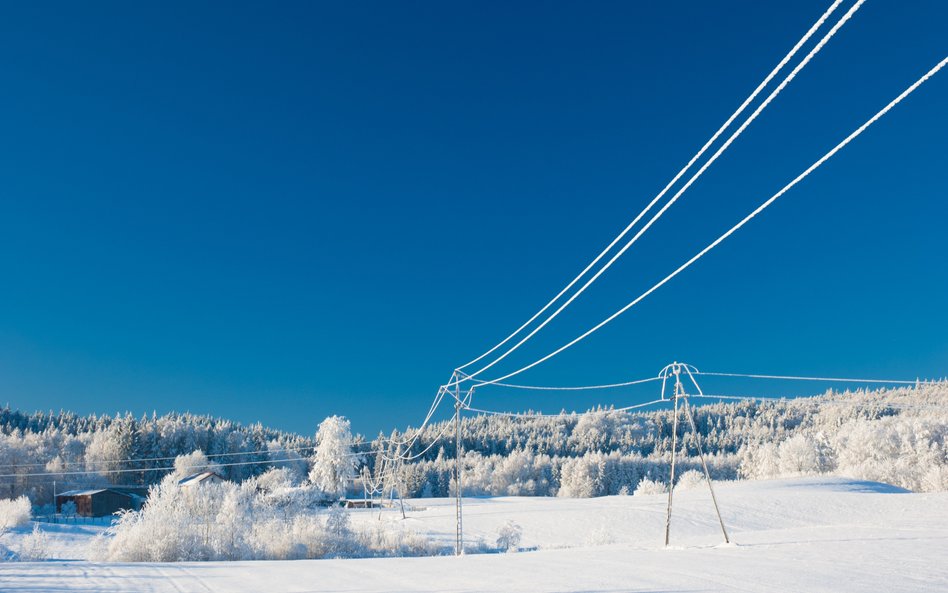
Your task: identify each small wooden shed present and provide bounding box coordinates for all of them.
[56,488,139,517]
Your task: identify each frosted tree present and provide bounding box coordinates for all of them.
[266,440,308,483]
[2,381,948,505]
[777,434,829,476]
[84,427,130,481]
[558,456,597,497]
[309,416,360,499]
[172,450,223,481]
[495,520,522,552]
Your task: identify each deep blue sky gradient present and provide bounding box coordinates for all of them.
[1,1,946,437]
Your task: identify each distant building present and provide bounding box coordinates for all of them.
[178,471,225,487]
[56,489,143,517]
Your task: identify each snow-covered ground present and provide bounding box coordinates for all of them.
[3,476,947,592]
[2,518,111,562]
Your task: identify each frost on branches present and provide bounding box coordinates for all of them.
[1,383,947,510]
[99,463,441,562]
[378,383,948,497]
[309,416,360,499]
[172,450,223,481]
[0,407,318,503]
[0,496,31,537]
[495,520,523,552]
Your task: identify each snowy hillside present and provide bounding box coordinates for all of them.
[3,477,947,592]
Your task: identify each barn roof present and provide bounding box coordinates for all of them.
[58,489,108,497]
[58,488,135,498]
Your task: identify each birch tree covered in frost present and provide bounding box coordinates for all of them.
[309,416,360,498]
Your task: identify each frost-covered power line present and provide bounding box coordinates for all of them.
[689,392,948,412]
[696,371,939,385]
[372,4,944,520]
[0,442,377,471]
[475,54,948,387]
[380,420,456,463]
[377,385,449,454]
[0,454,366,480]
[453,0,855,384]
[468,374,661,391]
[388,0,878,475]
[463,369,932,393]
[464,398,667,419]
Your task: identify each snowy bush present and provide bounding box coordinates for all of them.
[99,473,442,562]
[634,477,667,496]
[675,469,706,491]
[1,381,947,509]
[585,526,615,546]
[0,496,31,536]
[60,501,77,517]
[922,466,948,492]
[33,503,54,517]
[18,524,49,561]
[358,522,442,558]
[495,520,522,552]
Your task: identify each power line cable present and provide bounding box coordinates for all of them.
[475,54,948,387]
[458,0,866,386]
[469,375,662,391]
[688,393,948,412]
[381,419,456,463]
[454,0,849,374]
[0,453,358,481]
[383,387,474,462]
[377,385,450,452]
[0,441,379,471]
[696,371,941,385]
[465,398,667,418]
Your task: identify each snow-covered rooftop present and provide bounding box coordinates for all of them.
[57,489,108,497]
[178,471,224,487]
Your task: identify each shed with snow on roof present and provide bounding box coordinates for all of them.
[55,489,139,517]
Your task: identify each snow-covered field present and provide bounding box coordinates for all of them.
[3,476,947,592]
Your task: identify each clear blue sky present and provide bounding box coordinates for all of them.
[1,1,945,437]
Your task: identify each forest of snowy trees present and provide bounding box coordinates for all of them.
[0,409,329,504]
[1,382,946,510]
[379,382,948,497]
